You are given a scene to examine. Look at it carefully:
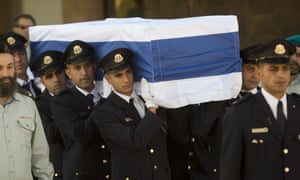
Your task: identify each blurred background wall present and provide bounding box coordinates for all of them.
[0,0,299,48]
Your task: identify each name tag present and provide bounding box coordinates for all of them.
[251,127,269,134]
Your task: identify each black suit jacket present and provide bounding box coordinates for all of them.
[220,92,300,180]
[91,92,171,180]
[189,100,231,180]
[51,87,110,180]
[35,90,64,179]
[165,105,196,180]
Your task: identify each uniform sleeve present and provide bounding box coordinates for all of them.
[36,99,63,144]
[219,107,243,180]
[51,95,98,143]
[30,99,54,180]
[92,105,164,150]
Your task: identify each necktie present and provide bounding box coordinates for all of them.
[277,101,286,132]
[129,98,141,118]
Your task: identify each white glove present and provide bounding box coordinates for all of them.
[140,77,158,108]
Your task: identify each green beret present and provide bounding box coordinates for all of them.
[286,35,300,46]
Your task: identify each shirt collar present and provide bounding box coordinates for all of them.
[113,90,137,103]
[261,88,287,118]
[241,87,258,94]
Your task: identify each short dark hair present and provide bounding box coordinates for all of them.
[13,14,36,26]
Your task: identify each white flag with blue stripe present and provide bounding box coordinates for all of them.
[30,16,242,108]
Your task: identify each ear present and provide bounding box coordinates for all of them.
[65,68,72,80]
[257,67,262,79]
[40,76,46,86]
[104,74,112,85]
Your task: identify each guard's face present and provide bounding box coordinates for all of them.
[258,63,290,98]
[11,49,28,79]
[40,68,68,95]
[290,46,300,65]
[105,67,134,96]
[242,63,260,91]
[65,60,96,92]
[0,53,17,97]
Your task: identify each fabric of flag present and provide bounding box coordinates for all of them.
[30,16,242,108]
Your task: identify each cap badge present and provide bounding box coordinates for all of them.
[7,36,16,45]
[43,56,53,65]
[73,45,82,55]
[114,53,124,63]
[274,44,286,55]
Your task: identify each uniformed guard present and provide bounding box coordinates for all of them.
[220,39,300,180]
[51,40,111,180]
[238,44,263,99]
[0,32,42,97]
[91,48,171,180]
[180,44,262,180]
[30,50,67,179]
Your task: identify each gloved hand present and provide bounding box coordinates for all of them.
[140,77,158,109]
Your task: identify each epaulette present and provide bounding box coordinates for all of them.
[16,87,34,98]
[231,94,253,106]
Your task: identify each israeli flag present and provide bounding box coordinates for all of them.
[30,16,241,108]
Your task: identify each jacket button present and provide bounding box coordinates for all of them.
[213,168,217,173]
[191,137,195,143]
[283,148,288,154]
[101,145,106,149]
[75,172,79,176]
[188,152,193,156]
[103,159,108,164]
[105,174,110,179]
[149,148,155,154]
[153,165,158,170]
[54,173,59,177]
[125,177,130,180]
[87,106,92,110]
[284,167,290,173]
[187,165,192,170]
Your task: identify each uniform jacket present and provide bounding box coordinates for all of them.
[91,92,171,180]
[51,87,110,180]
[17,78,42,98]
[220,92,300,180]
[165,105,196,180]
[189,101,231,180]
[0,92,53,180]
[36,90,64,179]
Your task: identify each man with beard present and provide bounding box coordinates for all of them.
[0,45,53,179]
[220,39,300,180]
[30,50,68,179]
[51,40,111,180]
[0,32,42,98]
